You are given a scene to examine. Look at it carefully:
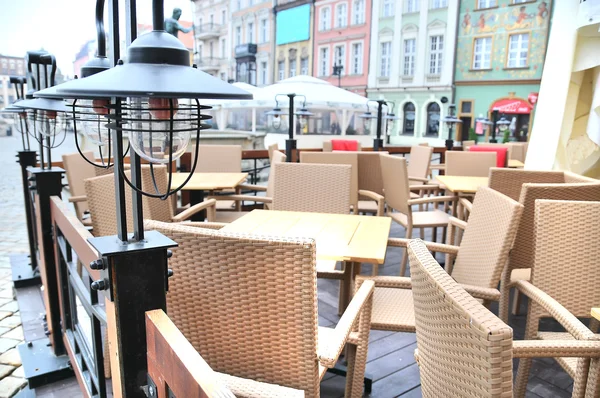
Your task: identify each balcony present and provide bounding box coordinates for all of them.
[196,57,225,72]
[196,23,223,40]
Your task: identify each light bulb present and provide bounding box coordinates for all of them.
[272,115,281,129]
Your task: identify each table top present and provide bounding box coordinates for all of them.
[508,159,525,168]
[221,209,392,264]
[592,308,600,322]
[170,172,248,191]
[435,175,489,194]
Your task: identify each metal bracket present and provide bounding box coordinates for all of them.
[147,374,158,398]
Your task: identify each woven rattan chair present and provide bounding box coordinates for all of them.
[356,185,523,332]
[323,140,362,152]
[300,152,359,212]
[354,152,386,216]
[193,144,242,173]
[267,143,279,161]
[407,145,434,186]
[408,239,600,398]
[461,139,476,148]
[144,220,375,397]
[445,151,497,177]
[63,151,96,225]
[380,154,456,275]
[486,169,600,322]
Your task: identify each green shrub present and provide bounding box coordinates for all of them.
[468,127,478,143]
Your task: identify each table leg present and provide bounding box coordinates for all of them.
[189,190,206,221]
[338,262,364,316]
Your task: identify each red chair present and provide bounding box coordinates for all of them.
[469,146,508,168]
[331,139,359,151]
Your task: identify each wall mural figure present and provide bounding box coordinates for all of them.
[505,6,534,30]
[462,9,472,34]
[537,2,549,26]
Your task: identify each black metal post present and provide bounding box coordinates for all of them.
[490,109,499,143]
[286,93,295,162]
[445,125,454,150]
[374,100,385,151]
[12,150,41,287]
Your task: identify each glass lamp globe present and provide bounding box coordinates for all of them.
[128,98,191,164]
[77,99,111,146]
[272,115,282,129]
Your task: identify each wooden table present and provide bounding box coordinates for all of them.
[171,172,248,220]
[435,175,489,194]
[508,159,525,168]
[221,209,392,311]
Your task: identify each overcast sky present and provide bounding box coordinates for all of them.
[0,0,193,77]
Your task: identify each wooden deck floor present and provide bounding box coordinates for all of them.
[20,222,574,398]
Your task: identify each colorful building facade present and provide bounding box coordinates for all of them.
[454,0,552,142]
[191,0,232,80]
[312,0,372,96]
[367,0,459,146]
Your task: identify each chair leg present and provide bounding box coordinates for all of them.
[586,359,600,398]
[572,359,591,398]
[338,262,353,315]
[431,227,438,259]
[498,270,511,323]
[400,226,412,276]
[511,289,523,316]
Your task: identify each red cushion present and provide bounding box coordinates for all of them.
[469,146,508,168]
[331,140,359,151]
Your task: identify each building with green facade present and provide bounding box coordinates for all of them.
[366,0,459,146]
[454,0,552,143]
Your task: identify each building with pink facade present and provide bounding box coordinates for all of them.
[312,0,371,96]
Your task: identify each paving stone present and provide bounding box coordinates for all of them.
[0,349,21,367]
[0,300,12,309]
[0,314,11,323]
[0,339,19,355]
[0,365,14,380]
[9,367,22,379]
[0,303,18,314]
[0,291,13,300]
[0,376,26,398]
[0,316,20,329]
[1,328,22,341]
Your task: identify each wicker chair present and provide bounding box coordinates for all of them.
[356,185,523,332]
[461,139,476,148]
[408,239,600,398]
[407,145,434,186]
[300,152,359,212]
[354,152,387,216]
[267,143,279,162]
[380,154,456,275]
[445,151,497,177]
[62,151,96,226]
[193,144,242,173]
[323,140,362,152]
[144,220,375,398]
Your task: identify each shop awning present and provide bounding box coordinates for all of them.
[491,98,533,114]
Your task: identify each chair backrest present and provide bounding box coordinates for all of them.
[407,145,433,180]
[139,165,175,222]
[510,181,600,273]
[266,151,286,198]
[531,200,600,318]
[450,186,523,289]
[267,143,279,162]
[445,151,496,177]
[409,239,514,398]
[323,140,362,152]
[469,146,508,168]
[507,143,527,162]
[356,152,386,195]
[144,220,320,396]
[379,154,411,215]
[85,171,135,237]
[300,152,359,210]
[461,140,476,148]
[272,162,351,214]
[488,168,566,201]
[194,145,242,173]
[62,151,96,219]
[473,142,513,160]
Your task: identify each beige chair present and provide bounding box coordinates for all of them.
[323,140,362,152]
[193,144,242,173]
[145,220,375,397]
[267,143,279,162]
[380,154,455,275]
[354,152,386,216]
[356,185,523,332]
[514,199,600,397]
[461,139,476,148]
[407,145,433,186]
[408,239,600,398]
[300,152,359,212]
[63,151,96,225]
[445,151,497,177]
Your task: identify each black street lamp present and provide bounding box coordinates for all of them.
[332,47,343,88]
[358,99,387,151]
[442,104,462,150]
[266,93,312,161]
[474,114,492,143]
[490,108,510,143]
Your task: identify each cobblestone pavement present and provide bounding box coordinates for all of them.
[0,133,77,397]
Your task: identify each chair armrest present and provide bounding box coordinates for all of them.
[515,280,597,340]
[68,195,87,203]
[409,184,440,191]
[172,199,217,222]
[387,238,459,255]
[448,216,468,231]
[513,339,600,358]
[173,221,228,230]
[317,280,375,368]
[358,190,385,216]
[430,164,445,170]
[208,194,272,204]
[237,183,267,192]
[355,275,411,289]
[217,372,305,398]
[408,195,457,206]
[408,176,430,183]
[459,284,501,301]
[459,197,473,213]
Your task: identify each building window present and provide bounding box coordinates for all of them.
[406,0,419,13]
[383,0,394,17]
[430,0,448,8]
[220,72,226,81]
[209,14,214,25]
[380,42,391,77]
[289,59,297,77]
[352,0,365,24]
[335,3,348,28]
[235,26,242,46]
[209,42,214,58]
[334,45,345,74]
[301,58,308,75]
[403,38,416,76]
[507,33,529,68]
[320,7,331,31]
[472,37,492,69]
[476,0,497,9]
[222,10,227,24]
[198,44,203,56]
[221,38,226,57]
[247,22,254,43]
[260,19,268,43]
[351,42,363,74]
[248,0,253,5]
[426,103,440,136]
[428,35,443,75]
[512,0,527,3]
[236,0,241,10]
[402,102,415,135]
[261,62,268,85]
[278,61,285,80]
[319,47,330,77]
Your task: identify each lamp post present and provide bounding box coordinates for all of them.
[441,104,462,150]
[497,115,510,143]
[474,114,492,144]
[36,1,252,395]
[490,109,510,143]
[267,93,312,161]
[358,99,387,151]
[332,47,343,88]
[384,101,399,145]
